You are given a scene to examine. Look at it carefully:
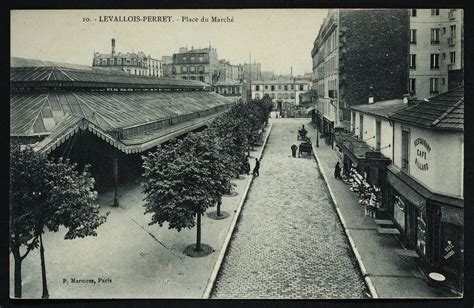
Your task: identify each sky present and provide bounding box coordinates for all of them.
[11,9,328,76]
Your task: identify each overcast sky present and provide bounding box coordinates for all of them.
[11,9,328,76]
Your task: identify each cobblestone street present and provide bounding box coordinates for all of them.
[212,118,368,299]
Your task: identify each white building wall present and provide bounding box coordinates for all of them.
[393,121,463,197]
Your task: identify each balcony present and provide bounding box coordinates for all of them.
[431,40,440,45]
[448,37,456,46]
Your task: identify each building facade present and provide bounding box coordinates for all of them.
[210,80,243,97]
[217,60,239,82]
[251,80,311,115]
[238,62,262,82]
[171,46,219,84]
[387,87,464,293]
[311,9,409,144]
[409,9,464,100]
[93,39,162,77]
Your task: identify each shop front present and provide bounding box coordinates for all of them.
[334,131,391,218]
[386,165,464,293]
[322,116,334,146]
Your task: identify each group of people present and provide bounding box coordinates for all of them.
[291,125,309,158]
[242,155,260,177]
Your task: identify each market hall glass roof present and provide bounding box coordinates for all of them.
[10,58,238,154]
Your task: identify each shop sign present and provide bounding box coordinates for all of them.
[414,137,431,171]
[443,240,456,260]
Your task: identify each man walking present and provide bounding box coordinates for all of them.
[253,158,260,177]
[291,144,298,158]
[334,161,341,179]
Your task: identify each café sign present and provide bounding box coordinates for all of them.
[414,137,431,171]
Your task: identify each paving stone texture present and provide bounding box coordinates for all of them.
[212,118,368,299]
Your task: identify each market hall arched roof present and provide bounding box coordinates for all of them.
[10,58,239,154]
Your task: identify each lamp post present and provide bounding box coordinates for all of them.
[315,111,320,148]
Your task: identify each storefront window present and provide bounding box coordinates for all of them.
[393,194,406,230]
[416,208,427,255]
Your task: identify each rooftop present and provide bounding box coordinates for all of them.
[251,79,311,85]
[389,87,464,131]
[351,99,406,119]
[11,57,208,89]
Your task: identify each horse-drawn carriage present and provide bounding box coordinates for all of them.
[297,128,308,140]
[298,138,313,158]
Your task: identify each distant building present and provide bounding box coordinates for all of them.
[311,9,409,145]
[260,71,275,80]
[161,56,173,78]
[238,62,262,81]
[251,79,312,115]
[93,38,162,77]
[409,9,464,100]
[171,46,219,84]
[211,80,243,97]
[217,60,239,82]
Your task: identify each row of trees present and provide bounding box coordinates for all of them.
[9,95,273,297]
[142,96,273,253]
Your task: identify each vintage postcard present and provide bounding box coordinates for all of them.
[9,9,464,299]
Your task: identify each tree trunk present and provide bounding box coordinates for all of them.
[12,246,22,298]
[216,200,222,217]
[39,233,49,299]
[195,213,202,252]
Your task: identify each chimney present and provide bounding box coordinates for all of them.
[111,38,116,56]
[368,85,374,104]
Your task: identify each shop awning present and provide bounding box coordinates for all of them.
[387,169,426,210]
[440,206,463,226]
[305,106,317,113]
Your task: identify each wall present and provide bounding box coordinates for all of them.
[409,9,449,100]
[340,9,409,121]
[353,111,394,160]
[393,121,463,197]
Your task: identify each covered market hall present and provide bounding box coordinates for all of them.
[10,58,238,206]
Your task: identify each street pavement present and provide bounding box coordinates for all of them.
[211,118,368,299]
[305,119,448,298]
[9,127,271,299]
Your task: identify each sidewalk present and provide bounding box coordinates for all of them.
[306,123,445,298]
[10,124,272,299]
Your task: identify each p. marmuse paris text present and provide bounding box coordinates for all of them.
[64,277,112,284]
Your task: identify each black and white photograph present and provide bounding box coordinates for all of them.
[8,8,464,300]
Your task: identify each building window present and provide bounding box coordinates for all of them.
[359,114,364,140]
[182,67,187,73]
[271,93,275,99]
[265,85,269,90]
[300,85,304,91]
[351,112,356,133]
[410,54,416,69]
[430,54,440,69]
[431,28,440,44]
[191,56,195,61]
[182,56,187,61]
[409,78,416,94]
[255,93,260,99]
[284,85,288,91]
[401,129,410,171]
[431,9,440,16]
[410,29,417,44]
[182,76,187,80]
[271,85,275,91]
[430,78,439,93]
[411,9,417,17]
[416,208,427,255]
[278,85,282,90]
[199,66,204,73]
[199,56,204,62]
[190,66,195,72]
[441,78,445,85]
[199,76,204,82]
[375,120,381,151]
[95,59,100,65]
[450,51,456,63]
[450,25,457,37]
[290,93,295,99]
[255,85,260,91]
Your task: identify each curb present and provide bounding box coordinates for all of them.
[311,141,379,299]
[201,122,273,299]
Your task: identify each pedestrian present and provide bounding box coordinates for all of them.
[334,161,341,179]
[291,144,298,157]
[253,158,260,177]
[244,155,251,175]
